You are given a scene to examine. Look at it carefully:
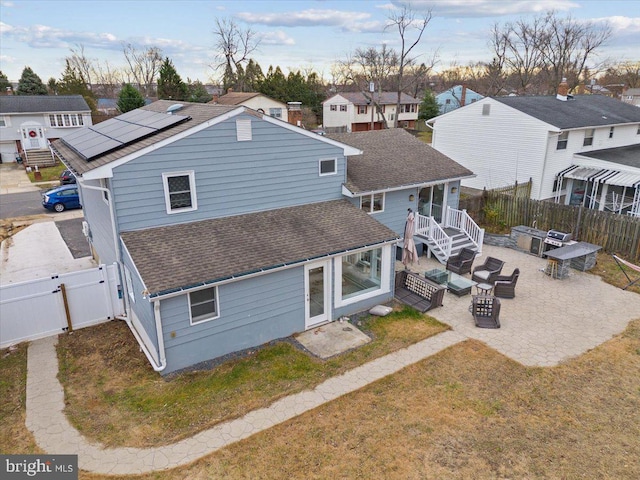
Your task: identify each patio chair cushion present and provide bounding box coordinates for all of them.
[472,270,491,281]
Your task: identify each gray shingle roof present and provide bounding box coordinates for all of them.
[578,143,640,169]
[121,199,399,297]
[328,129,474,193]
[327,92,419,105]
[0,95,90,113]
[213,92,264,105]
[494,95,640,129]
[52,100,240,175]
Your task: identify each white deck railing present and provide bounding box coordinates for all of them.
[415,213,452,259]
[445,207,484,254]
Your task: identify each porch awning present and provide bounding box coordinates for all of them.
[559,166,640,188]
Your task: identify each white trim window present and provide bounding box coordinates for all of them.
[100,178,110,205]
[49,113,84,127]
[269,108,282,119]
[189,286,219,324]
[360,193,384,213]
[124,266,135,303]
[557,131,569,150]
[330,104,337,111]
[0,116,7,128]
[583,128,595,146]
[334,245,391,307]
[162,171,197,213]
[340,105,347,112]
[609,126,614,139]
[319,158,337,176]
[357,105,367,115]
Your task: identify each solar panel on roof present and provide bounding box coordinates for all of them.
[61,109,190,161]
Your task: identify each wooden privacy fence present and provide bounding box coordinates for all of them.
[460,190,640,262]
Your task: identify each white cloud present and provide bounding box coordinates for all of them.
[593,16,640,32]
[0,1,15,7]
[393,0,579,17]
[260,30,295,46]
[235,8,383,33]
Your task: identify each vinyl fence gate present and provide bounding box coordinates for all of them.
[0,264,124,349]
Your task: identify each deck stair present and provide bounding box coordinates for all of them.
[414,207,484,264]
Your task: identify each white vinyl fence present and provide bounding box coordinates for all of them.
[0,264,124,349]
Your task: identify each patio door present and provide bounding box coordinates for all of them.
[419,184,446,223]
[304,261,331,329]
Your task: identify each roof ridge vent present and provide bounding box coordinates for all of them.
[166,104,184,115]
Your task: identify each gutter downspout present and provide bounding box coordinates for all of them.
[80,180,167,372]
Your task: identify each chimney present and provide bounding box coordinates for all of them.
[460,84,467,107]
[556,78,569,101]
[287,102,303,127]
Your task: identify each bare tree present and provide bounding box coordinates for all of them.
[386,5,433,127]
[212,18,260,91]
[538,13,612,93]
[122,43,163,97]
[67,44,94,85]
[92,60,123,98]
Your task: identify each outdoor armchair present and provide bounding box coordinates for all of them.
[493,268,520,298]
[445,247,477,275]
[471,257,505,284]
[471,295,501,328]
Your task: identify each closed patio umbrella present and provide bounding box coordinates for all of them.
[402,209,419,268]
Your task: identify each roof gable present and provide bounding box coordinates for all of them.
[0,95,90,114]
[494,95,640,129]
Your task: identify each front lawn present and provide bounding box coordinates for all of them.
[26,163,66,183]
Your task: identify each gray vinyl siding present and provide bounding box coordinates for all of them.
[159,267,304,374]
[121,250,157,348]
[79,180,118,265]
[111,114,347,232]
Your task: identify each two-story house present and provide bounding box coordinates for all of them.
[435,85,484,114]
[428,83,640,216]
[622,88,640,107]
[51,101,478,374]
[323,92,419,132]
[0,95,92,165]
[212,91,289,123]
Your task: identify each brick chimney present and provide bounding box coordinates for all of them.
[460,84,467,107]
[556,78,569,101]
[287,102,303,127]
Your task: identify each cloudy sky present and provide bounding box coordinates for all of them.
[0,0,638,83]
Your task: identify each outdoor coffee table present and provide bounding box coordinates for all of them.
[476,283,493,295]
[424,268,477,297]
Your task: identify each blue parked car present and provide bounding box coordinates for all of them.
[42,185,81,212]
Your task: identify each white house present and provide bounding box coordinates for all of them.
[323,92,419,132]
[0,95,92,165]
[428,84,640,216]
[212,92,289,123]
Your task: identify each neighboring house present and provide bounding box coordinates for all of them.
[0,95,92,165]
[212,91,289,123]
[51,101,478,374]
[428,85,640,217]
[323,92,420,132]
[436,85,484,114]
[622,88,640,107]
[96,98,119,115]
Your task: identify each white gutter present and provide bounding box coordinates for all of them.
[81,180,167,372]
[342,175,477,197]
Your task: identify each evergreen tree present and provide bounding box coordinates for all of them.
[47,78,59,95]
[57,60,97,113]
[157,57,188,101]
[259,66,287,102]
[0,71,12,94]
[186,80,212,103]
[117,84,145,113]
[16,67,48,95]
[244,59,264,92]
[418,89,439,120]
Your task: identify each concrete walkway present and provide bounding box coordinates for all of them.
[24,244,640,475]
[0,163,58,194]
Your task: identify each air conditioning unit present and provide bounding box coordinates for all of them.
[82,221,91,238]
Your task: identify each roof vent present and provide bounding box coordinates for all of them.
[166,104,184,115]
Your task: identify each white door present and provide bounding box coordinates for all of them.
[304,261,331,329]
[21,126,46,150]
